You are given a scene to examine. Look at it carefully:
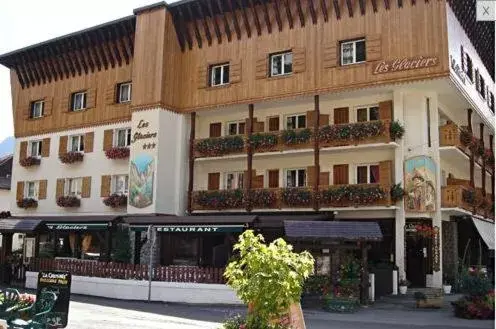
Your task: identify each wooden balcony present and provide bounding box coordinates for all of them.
[440,185,493,217]
[439,122,465,149]
[319,120,392,148]
[319,184,392,208]
[194,135,246,158]
[250,129,314,154]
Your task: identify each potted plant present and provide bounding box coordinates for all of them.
[443,276,452,294]
[399,278,410,295]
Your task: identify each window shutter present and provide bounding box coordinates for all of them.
[253,174,264,189]
[268,169,279,188]
[197,65,208,89]
[81,176,91,198]
[307,166,317,187]
[293,47,306,73]
[38,180,47,200]
[268,117,280,132]
[43,98,53,116]
[319,172,330,186]
[475,69,480,91]
[105,85,117,105]
[19,141,27,161]
[230,60,242,84]
[306,111,316,128]
[366,35,382,61]
[85,132,94,153]
[86,88,97,108]
[323,43,338,68]
[60,95,71,112]
[460,45,465,72]
[378,100,393,121]
[333,164,349,185]
[319,114,330,127]
[41,138,50,157]
[334,107,349,124]
[20,100,31,120]
[103,130,114,151]
[101,175,111,197]
[254,121,265,133]
[243,170,256,188]
[208,172,220,190]
[255,56,268,79]
[56,179,65,198]
[379,160,392,186]
[58,136,68,156]
[16,181,24,202]
[209,123,222,137]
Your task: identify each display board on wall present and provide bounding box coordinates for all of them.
[37,271,72,328]
[404,156,437,212]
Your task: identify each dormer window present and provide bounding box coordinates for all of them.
[341,38,366,66]
[30,101,44,118]
[118,82,132,103]
[210,63,230,87]
[270,51,293,77]
[71,92,87,111]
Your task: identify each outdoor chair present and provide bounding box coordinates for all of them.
[0,288,21,319]
[7,291,57,329]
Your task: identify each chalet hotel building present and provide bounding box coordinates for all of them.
[0,0,493,290]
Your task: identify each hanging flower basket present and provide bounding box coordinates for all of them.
[59,151,84,164]
[16,198,38,209]
[193,189,245,209]
[389,120,405,141]
[56,196,81,208]
[19,156,41,167]
[459,127,472,147]
[483,149,494,168]
[249,133,279,151]
[105,147,130,160]
[390,183,405,202]
[195,136,245,157]
[281,129,312,145]
[103,194,128,208]
[462,189,476,205]
[249,189,277,208]
[281,188,312,207]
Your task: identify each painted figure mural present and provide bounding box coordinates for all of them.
[404,156,437,212]
[129,154,155,209]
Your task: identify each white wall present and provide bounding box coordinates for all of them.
[0,189,10,211]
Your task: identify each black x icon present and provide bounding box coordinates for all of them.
[483,6,490,15]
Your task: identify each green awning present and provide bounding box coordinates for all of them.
[131,224,245,233]
[46,223,110,231]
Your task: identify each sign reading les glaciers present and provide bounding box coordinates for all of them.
[373,56,439,74]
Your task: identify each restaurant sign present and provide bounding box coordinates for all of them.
[131,225,246,233]
[46,223,109,231]
[373,56,439,74]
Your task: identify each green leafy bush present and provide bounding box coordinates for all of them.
[195,136,245,156]
[390,183,405,202]
[112,227,132,263]
[389,120,405,140]
[281,129,312,145]
[194,189,245,209]
[249,133,279,150]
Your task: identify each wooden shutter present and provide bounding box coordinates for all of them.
[103,130,114,151]
[43,98,53,116]
[243,170,255,188]
[239,122,246,135]
[334,107,349,124]
[60,94,71,112]
[307,166,318,186]
[379,160,392,186]
[333,164,349,185]
[319,172,330,186]
[293,47,306,73]
[19,141,27,161]
[230,60,242,84]
[268,117,280,132]
[306,111,316,128]
[268,169,279,188]
[209,123,222,137]
[86,88,97,108]
[197,65,208,89]
[16,181,24,202]
[208,173,220,190]
[41,138,50,157]
[105,85,117,105]
[58,136,68,156]
[56,179,65,198]
[319,114,330,127]
[255,56,268,79]
[20,100,31,120]
[366,35,382,61]
[101,175,111,197]
[323,43,338,68]
[38,180,47,200]
[460,45,465,72]
[85,132,94,153]
[475,69,480,92]
[378,101,393,121]
[254,121,265,133]
[253,175,264,189]
[81,176,91,198]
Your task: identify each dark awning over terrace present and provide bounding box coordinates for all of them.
[284,220,383,241]
[0,219,46,233]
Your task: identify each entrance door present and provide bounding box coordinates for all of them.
[406,235,426,287]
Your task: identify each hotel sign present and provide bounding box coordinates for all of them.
[46,223,109,231]
[373,56,439,74]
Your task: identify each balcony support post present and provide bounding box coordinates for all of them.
[313,95,320,211]
[187,112,196,214]
[490,135,494,197]
[246,104,254,212]
[480,124,486,197]
[467,109,475,188]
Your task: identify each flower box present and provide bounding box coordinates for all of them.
[105,147,130,160]
[320,185,387,207]
[249,189,277,208]
[195,136,245,157]
[16,198,38,209]
[56,196,81,208]
[281,129,312,146]
[319,121,387,146]
[103,194,128,208]
[59,151,84,164]
[193,189,245,210]
[19,156,41,167]
[281,188,313,207]
[249,133,279,152]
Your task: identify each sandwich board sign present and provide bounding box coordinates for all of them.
[37,271,72,328]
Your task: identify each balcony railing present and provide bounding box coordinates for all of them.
[319,184,392,207]
[194,135,246,158]
[250,128,314,154]
[439,122,464,149]
[441,185,494,219]
[319,120,391,148]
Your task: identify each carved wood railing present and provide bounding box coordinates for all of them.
[439,122,462,148]
[319,184,391,207]
[318,120,391,148]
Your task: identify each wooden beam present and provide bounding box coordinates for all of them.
[371,0,378,12]
[284,0,294,29]
[120,26,133,60]
[480,123,486,197]
[113,28,129,65]
[78,37,94,73]
[13,64,26,88]
[216,0,232,42]
[236,0,251,38]
[246,104,254,212]
[313,95,320,210]
[98,30,116,68]
[29,51,47,84]
[345,0,353,17]
[207,0,223,43]
[261,1,272,33]
[187,112,196,214]
[37,51,53,83]
[249,0,262,36]
[108,28,123,66]
[171,12,186,51]
[333,0,341,19]
[321,0,329,22]
[227,0,242,40]
[468,109,475,188]
[92,32,109,69]
[187,4,203,48]
[47,46,64,80]
[273,0,283,31]
[85,34,103,71]
[384,0,390,10]
[308,0,317,24]
[490,135,494,197]
[397,0,402,8]
[411,0,416,4]
[24,53,41,85]
[71,39,89,74]
[358,0,366,15]
[196,2,213,45]
[178,7,193,50]
[295,0,305,26]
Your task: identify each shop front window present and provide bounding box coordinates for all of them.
[172,236,199,266]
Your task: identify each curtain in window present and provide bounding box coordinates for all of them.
[69,233,77,256]
[82,234,92,253]
[370,165,380,184]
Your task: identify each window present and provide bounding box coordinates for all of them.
[465,55,473,82]
[210,64,230,86]
[118,83,132,103]
[115,128,131,147]
[490,93,495,113]
[65,178,82,197]
[356,164,379,184]
[225,172,244,190]
[30,101,44,118]
[356,106,379,122]
[227,121,245,136]
[479,76,486,99]
[340,39,366,65]
[286,114,306,130]
[29,140,42,157]
[25,181,37,199]
[71,91,87,111]
[112,175,129,195]
[285,169,306,187]
[69,135,84,152]
[270,51,293,77]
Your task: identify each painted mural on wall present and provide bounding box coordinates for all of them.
[129,154,155,209]
[404,156,436,212]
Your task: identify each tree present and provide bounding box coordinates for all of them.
[112,227,131,263]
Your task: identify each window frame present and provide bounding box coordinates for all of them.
[25,181,38,199]
[29,140,43,158]
[226,121,245,136]
[114,128,132,147]
[285,113,307,130]
[479,76,486,99]
[355,104,380,122]
[270,51,293,77]
[355,163,380,184]
[30,100,44,119]
[112,175,129,195]
[465,54,473,82]
[340,38,366,66]
[285,168,307,188]
[65,178,82,197]
[210,63,230,87]
[71,91,87,111]
[118,82,132,103]
[69,135,84,153]
[224,172,244,190]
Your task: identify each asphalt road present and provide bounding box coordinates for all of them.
[62,295,495,329]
